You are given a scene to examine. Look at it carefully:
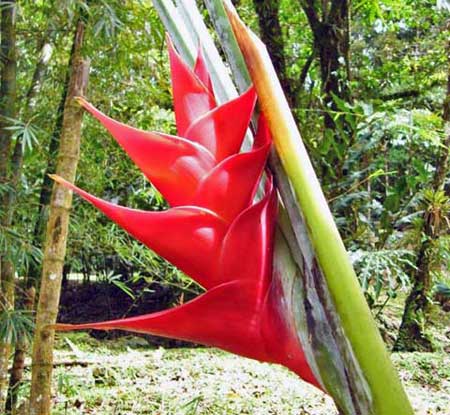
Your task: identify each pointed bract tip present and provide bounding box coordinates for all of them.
[223,0,262,50]
[49,175,78,193]
[165,32,173,45]
[223,1,242,26]
[47,323,74,331]
[74,97,98,115]
[165,33,177,56]
[74,96,88,107]
[194,44,214,95]
[49,173,62,183]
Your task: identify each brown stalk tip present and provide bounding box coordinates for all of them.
[223,1,251,32]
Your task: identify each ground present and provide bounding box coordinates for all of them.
[15,281,449,414]
[15,332,450,415]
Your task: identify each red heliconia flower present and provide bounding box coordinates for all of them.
[53,39,320,389]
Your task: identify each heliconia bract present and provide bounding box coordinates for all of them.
[52,37,320,389]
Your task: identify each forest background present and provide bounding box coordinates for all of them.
[0,0,449,414]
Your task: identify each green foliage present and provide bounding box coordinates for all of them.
[433,236,450,284]
[2,116,41,152]
[8,0,449,325]
[0,309,34,345]
[0,225,42,275]
[351,249,415,303]
[393,352,450,390]
[421,189,450,235]
[434,282,450,299]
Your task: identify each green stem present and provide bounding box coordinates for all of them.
[204,0,251,93]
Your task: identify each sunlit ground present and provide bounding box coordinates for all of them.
[14,332,450,415]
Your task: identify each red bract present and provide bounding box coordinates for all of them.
[53,39,319,388]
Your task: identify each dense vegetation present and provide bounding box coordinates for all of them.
[0,0,448,414]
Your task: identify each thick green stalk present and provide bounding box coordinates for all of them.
[225,6,414,414]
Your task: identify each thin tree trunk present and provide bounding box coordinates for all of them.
[5,287,35,414]
[253,0,294,106]
[28,25,90,415]
[4,36,53,415]
[26,80,70,291]
[394,239,435,351]
[24,22,87,413]
[0,1,18,409]
[3,36,53,229]
[0,0,16,180]
[28,59,90,415]
[394,34,450,352]
[28,26,83,290]
[299,0,352,179]
[433,37,450,192]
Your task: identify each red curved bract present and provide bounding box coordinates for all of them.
[53,38,319,389]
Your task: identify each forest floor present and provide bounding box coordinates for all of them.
[14,281,449,414]
[14,331,449,415]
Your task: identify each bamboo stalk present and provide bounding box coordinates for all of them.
[0,1,18,409]
[224,4,414,414]
[28,19,90,413]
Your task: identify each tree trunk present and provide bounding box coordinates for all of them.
[253,0,294,105]
[433,36,450,192]
[28,25,84,290]
[394,239,435,351]
[394,35,450,352]
[3,36,53,415]
[0,0,17,409]
[3,35,53,230]
[5,287,35,414]
[0,0,16,180]
[28,24,90,414]
[299,0,352,178]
